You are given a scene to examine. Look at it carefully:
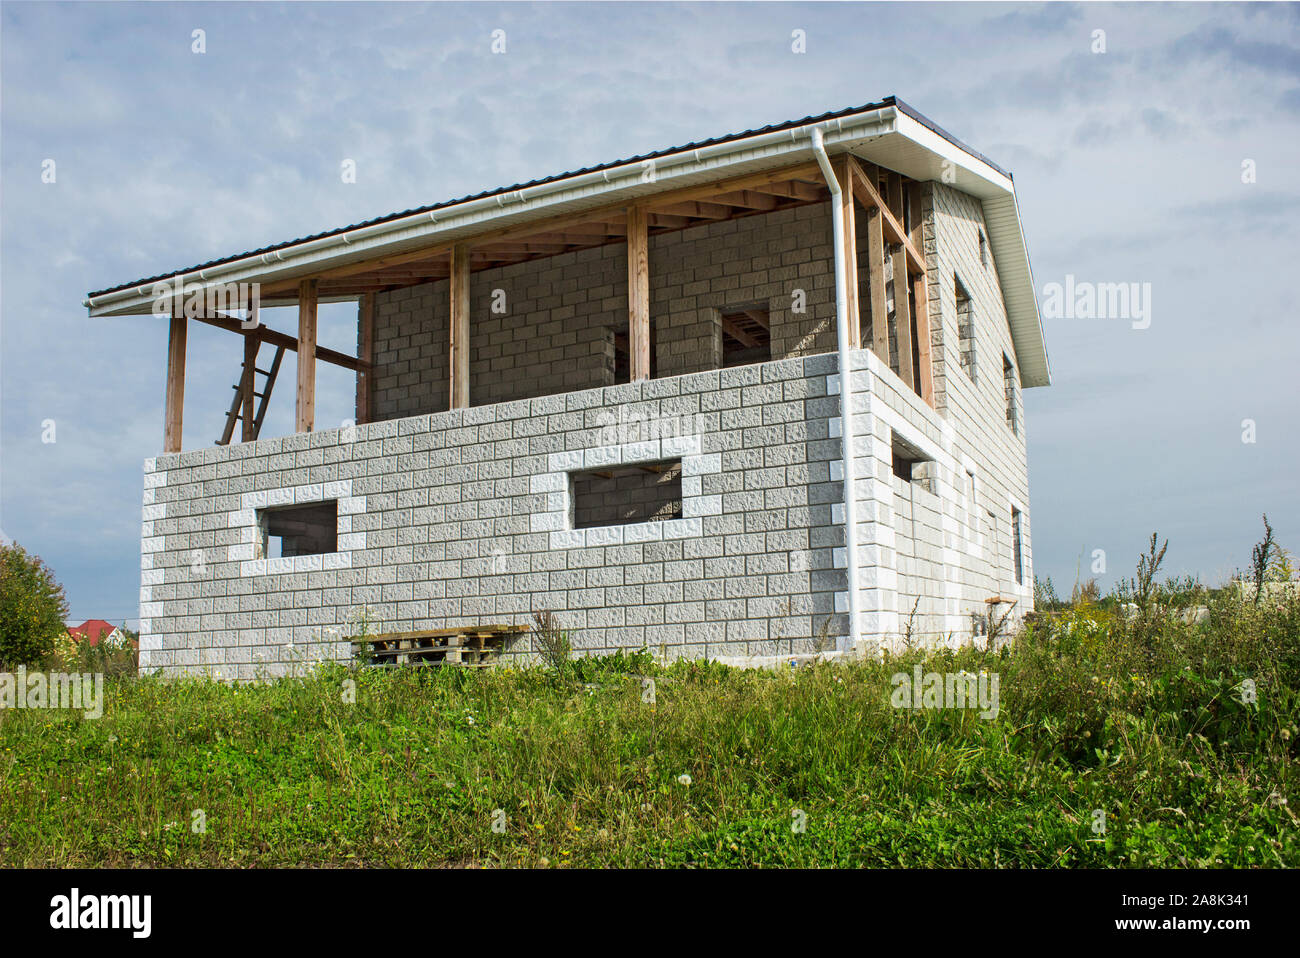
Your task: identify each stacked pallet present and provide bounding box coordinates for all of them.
[351,625,529,668]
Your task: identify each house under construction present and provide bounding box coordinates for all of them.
[83,96,1050,677]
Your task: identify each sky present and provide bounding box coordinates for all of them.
[1,1,1297,627]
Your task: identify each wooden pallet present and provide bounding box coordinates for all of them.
[350,625,529,668]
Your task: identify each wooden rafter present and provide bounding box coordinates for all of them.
[845,157,926,275]
[719,314,759,348]
[255,163,825,302]
[192,314,367,372]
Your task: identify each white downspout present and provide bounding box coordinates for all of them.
[809,126,864,655]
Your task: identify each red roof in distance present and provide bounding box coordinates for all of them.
[67,619,122,646]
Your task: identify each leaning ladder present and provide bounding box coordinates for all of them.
[217,334,285,445]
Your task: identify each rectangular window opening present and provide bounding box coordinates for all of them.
[955,276,976,383]
[719,306,771,368]
[908,293,923,395]
[891,432,935,493]
[258,500,338,558]
[1003,354,1019,435]
[609,322,658,384]
[571,459,683,529]
[1011,506,1025,585]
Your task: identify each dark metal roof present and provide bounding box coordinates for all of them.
[87,96,1008,300]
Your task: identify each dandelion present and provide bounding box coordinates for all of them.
[677,774,692,787]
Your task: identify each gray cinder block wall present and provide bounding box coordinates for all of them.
[841,182,1033,649]
[139,355,855,678]
[138,180,1034,676]
[370,204,838,421]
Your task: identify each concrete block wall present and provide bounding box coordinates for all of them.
[138,354,851,678]
[367,204,838,421]
[828,181,1033,651]
[137,179,1037,674]
[926,183,1033,613]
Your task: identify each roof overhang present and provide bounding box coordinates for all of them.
[85,99,1049,387]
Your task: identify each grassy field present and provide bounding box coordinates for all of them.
[1,585,1297,868]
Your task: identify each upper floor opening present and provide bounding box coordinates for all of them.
[83,97,1049,454]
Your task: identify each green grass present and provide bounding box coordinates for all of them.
[1,589,1297,867]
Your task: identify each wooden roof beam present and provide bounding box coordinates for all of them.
[646,199,733,220]
[193,313,368,372]
[845,156,926,275]
[719,314,759,348]
[708,189,779,211]
[255,162,824,301]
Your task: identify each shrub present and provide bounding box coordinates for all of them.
[0,542,69,667]
[530,609,573,681]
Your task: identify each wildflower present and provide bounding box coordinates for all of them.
[677,774,692,787]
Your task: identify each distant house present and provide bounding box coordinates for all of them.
[67,619,131,648]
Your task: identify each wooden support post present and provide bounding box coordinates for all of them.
[885,168,914,389]
[912,271,934,406]
[356,292,375,424]
[907,183,935,407]
[449,243,470,409]
[163,314,186,453]
[626,205,650,381]
[885,171,906,227]
[865,205,889,363]
[241,330,258,442]
[833,157,860,348]
[892,240,914,392]
[296,278,318,432]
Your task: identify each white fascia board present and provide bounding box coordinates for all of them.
[891,112,1050,389]
[891,112,1015,197]
[87,108,899,318]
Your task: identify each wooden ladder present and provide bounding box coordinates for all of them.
[217,333,285,445]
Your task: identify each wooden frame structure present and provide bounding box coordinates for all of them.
[831,154,935,406]
[159,155,936,454]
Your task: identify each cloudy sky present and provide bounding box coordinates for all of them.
[2,1,1297,626]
